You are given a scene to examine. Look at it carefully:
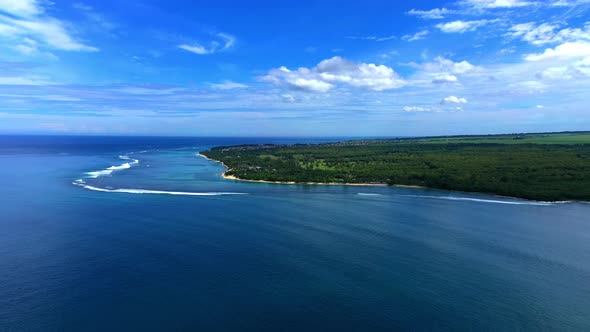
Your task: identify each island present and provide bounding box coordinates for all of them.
[200,132,590,201]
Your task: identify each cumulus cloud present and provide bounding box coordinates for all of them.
[0,0,98,52]
[402,30,429,41]
[535,55,590,79]
[178,32,235,55]
[261,56,405,92]
[408,57,480,87]
[407,8,455,19]
[515,24,590,80]
[525,41,590,61]
[436,20,494,33]
[419,56,480,74]
[441,96,468,104]
[290,77,333,92]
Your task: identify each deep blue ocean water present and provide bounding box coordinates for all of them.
[1,135,590,331]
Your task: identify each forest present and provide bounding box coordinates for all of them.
[201,132,590,201]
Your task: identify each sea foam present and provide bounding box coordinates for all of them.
[402,194,554,206]
[85,155,139,178]
[72,181,246,196]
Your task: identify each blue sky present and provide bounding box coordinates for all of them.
[0,0,589,136]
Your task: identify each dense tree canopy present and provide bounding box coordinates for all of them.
[201,133,590,201]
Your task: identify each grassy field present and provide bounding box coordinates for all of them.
[417,132,590,145]
[201,132,590,201]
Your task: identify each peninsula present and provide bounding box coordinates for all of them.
[200,132,590,201]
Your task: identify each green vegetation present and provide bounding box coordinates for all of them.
[201,132,590,201]
[413,132,590,145]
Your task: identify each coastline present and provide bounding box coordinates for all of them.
[196,152,583,203]
[197,152,421,188]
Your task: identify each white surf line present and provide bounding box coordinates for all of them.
[72,181,246,196]
[85,155,140,179]
[357,193,383,196]
[196,152,233,173]
[401,194,555,206]
[73,151,247,196]
[196,152,219,163]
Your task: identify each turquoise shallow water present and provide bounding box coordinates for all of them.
[1,136,590,331]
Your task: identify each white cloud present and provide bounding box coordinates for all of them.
[375,35,396,42]
[537,66,573,79]
[510,33,590,82]
[461,0,537,8]
[178,32,235,55]
[436,20,493,33]
[408,57,480,87]
[508,23,560,45]
[407,8,455,19]
[378,50,400,59]
[557,24,590,42]
[178,44,209,55]
[2,17,98,51]
[525,41,590,61]
[0,0,97,52]
[432,74,459,83]
[419,56,480,74]
[551,0,590,6]
[0,0,42,17]
[281,94,296,103]
[441,96,468,104]
[403,106,434,112]
[508,22,590,45]
[12,37,37,54]
[0,22,18,34]
[262,56,405,92]
[509,80,548,93]
[535,56,590,79]
[217,32,235,49]
[290,78,333,93]
[0,75,53,85]
[210,80,249,90]
[402,30,429,41]
[346,35,396,42]
[536,104,545,108]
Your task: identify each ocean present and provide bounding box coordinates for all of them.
[1,135,590,331]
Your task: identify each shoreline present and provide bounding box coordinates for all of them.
[198,152,424,188]
[221,172,393,187]
[196,152,581,203]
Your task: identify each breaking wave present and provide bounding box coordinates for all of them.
[86,155,139,178]
[72,181,246,196]
[74,152,246,196]
[402,194,555,206]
